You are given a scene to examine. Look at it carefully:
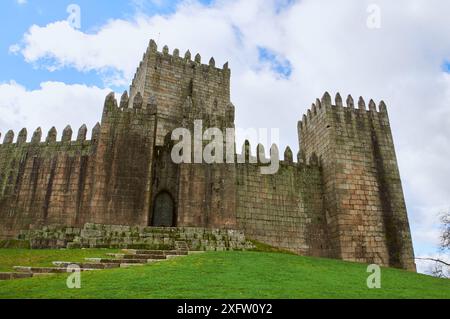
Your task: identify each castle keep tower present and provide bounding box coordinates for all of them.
[0,40,415,271]
[298,93,415,270]
[129,40,233,145]
[93,40,237,229]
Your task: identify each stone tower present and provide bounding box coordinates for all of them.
[92,40,237,229]
[129,40,233,145]
[298,93,415,270]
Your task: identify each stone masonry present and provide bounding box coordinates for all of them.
[0,39,415,271]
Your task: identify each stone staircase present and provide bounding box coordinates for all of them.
[175,241,189,251]
[0,241,195,281]
[0,225,254,281]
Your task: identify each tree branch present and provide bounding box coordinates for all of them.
[415,257,450,267]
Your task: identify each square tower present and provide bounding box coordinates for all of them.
[299,92,415,271]
[129,40,233,145]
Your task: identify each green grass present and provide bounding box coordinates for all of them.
[248,240,296,255]
[0,249,449,299]
[0,248,117,272]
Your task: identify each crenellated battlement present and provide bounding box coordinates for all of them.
[0,123,100,146]
[102,91,157,117]
[127,39,232,146]
[235,140,320,169]
[133,39,230,81]
[298,92,389,132]
[129,39,230,104]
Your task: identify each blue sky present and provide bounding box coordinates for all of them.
[1,0,450,273]
[443,61,450,73]
[258,47,292,78]
[1,0,291,91]
[1,0,181,91]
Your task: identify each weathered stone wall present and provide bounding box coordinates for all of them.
[177,163,237,229]
[0,125,97,238]
[88,92,157,227]
[0,92,159,237]
[235,157,329,257]
[298,93,415,270]
[17,223,254,251]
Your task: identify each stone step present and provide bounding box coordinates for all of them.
[166,255,186,260]
[84,258,148,264]
[52,261,120,269]
[106,253,167,260]
[122,249,188,256]
[175,241,189,251]
[188,251,206,255]
[32,273,57,278]
[13,266,98,274]
[0,272,33,280]
[119,263,146,268]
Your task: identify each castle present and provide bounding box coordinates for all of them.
[0,40,415,271]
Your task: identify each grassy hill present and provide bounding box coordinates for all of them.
[0,249,449,299]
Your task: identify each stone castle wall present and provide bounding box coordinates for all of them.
[0,40,415,270]
[298,93,415,270]
[0,93,159,237]
[0,125,98,237]
[88,92,157,227]
[235,159,330,257]
[177,162,237,229]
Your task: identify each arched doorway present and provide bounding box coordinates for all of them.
[151,191,175,227]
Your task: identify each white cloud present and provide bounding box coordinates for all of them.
[15,20,147,86]
[6,0,450,269]
[0,81,111,140]
[16,0,27,5]
[8,44,20,55]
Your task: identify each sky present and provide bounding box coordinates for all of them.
[1,0,449,274]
